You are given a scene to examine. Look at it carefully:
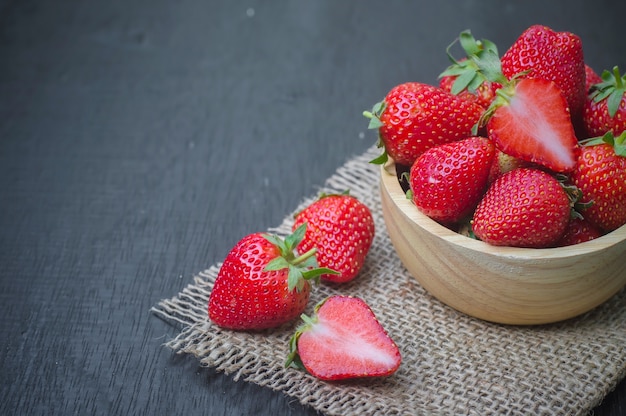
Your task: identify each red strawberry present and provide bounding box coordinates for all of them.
[500,25,586,122]
[585,64,603,92]
[571,132,626,232]
[409,136,495,224]
[484,78,579,173]
[285,296,401,381]
[582,66,626,137]
[292,192,375,283]
[556,217,602,247]
[363,82,484,166]
[472,168,571,248]
[208,224,336,330]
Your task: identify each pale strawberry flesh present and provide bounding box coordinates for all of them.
[487,78,578,173]
[295,296,401,381]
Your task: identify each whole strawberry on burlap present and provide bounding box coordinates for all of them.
[286,295,402,381]
[208,224,337,330]
[292,192,375,283]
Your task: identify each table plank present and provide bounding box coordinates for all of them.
[1,1,625,414]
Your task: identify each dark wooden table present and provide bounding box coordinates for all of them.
[1,1,625,414]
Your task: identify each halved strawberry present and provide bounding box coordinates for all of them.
[286,296,401,381]
[484,78,579,173]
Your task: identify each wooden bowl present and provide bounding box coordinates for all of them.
[379,162,626,325]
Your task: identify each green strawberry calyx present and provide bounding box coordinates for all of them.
[439,30,505,95]
[284,297,328,371]
[556,174,593,220]
[579,131,626,157]
[263,223,338,292]
[589,66,626,118]
[363,101,389,165]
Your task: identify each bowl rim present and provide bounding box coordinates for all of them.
[380,161,626,260]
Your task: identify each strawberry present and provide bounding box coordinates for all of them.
[363,82,484,166]
[571,132,626,232]
[472,168,571,248]
[585,64,603,93]
[582,66,626,137]
[556,217,602,247]
[500,25,586,122]
[483,77,579,173]
[208,224,337,330]
[292,192,375,283]
[409,136,495,224]
[285,296,401,381]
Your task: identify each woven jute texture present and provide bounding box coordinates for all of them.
[152,145,626,416]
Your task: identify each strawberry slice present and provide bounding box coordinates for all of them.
[286,296,401,381]
[484,78,579,173]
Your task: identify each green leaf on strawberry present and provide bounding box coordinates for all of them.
[440,30,505,95]
[590,66,626,118]
[580,131,626,157]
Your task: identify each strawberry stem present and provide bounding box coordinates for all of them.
[614,66,623,89]
[262,224,339,292]
[291,247,317,266]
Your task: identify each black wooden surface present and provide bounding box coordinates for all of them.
[1,1,625,415]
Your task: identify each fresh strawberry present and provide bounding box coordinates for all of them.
[292,192,375,283]
[409,136,495,224]
[285,296,401,381]
[582,66,626,137]
[571,132,626,232]
[487,149,530,184]
[472,168,571,248]
[363,82,484,166]
[556,217,602,247]
[208,224,336,330]
[438,30,501,109]
[585,64,603,92]
[483,77,579,173]
[500,25,586,122]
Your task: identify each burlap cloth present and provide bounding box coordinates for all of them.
[152,145,626,416]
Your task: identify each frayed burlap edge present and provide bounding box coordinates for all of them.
[152,145,626,416]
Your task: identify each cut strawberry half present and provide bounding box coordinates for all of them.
[484,78,579,173]
[286,296,401,381]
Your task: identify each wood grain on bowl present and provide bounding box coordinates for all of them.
[380,162,626,325]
